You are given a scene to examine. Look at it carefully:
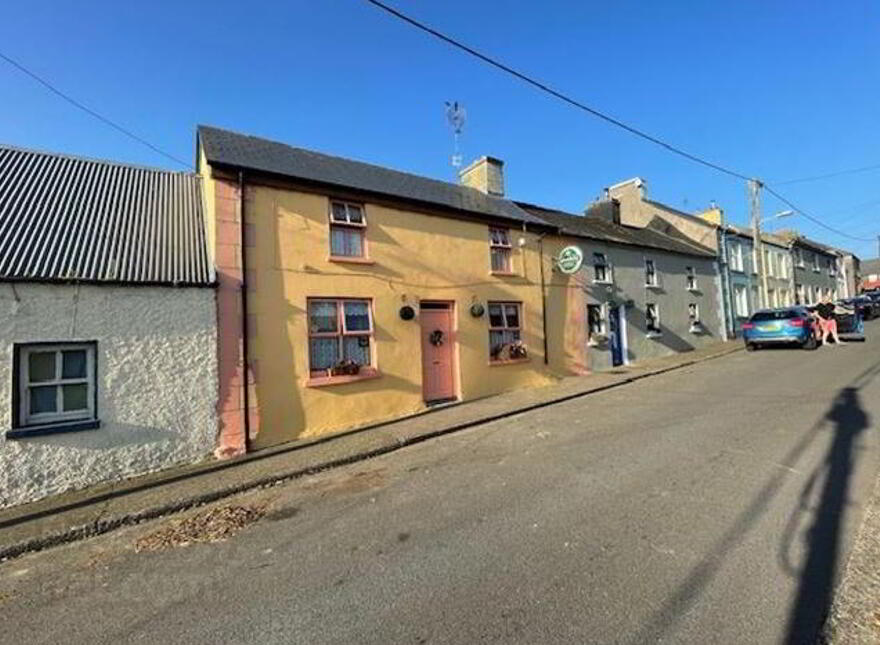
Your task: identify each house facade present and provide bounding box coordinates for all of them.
[197,126,558,452]
[524,200,725,372]
[780,232,842,304]
[0,146,217,508]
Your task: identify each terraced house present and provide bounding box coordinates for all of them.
[779,231,843,304]
[0,145,217,507]
[524,198,724,372]
[196,126,558,453]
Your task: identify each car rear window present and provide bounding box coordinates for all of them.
[751,310,802,321]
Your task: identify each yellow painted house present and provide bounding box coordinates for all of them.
[196,126,560,453]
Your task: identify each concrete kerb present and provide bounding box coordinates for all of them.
[0,343,743,562]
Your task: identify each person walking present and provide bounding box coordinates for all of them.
[815,295,844,346]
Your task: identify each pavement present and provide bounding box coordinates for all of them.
[0,339,741,562]
[1,326,880,644]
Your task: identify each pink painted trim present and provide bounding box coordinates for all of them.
[488,358,531,367]
[306,368,382,388]
[328,256,376,265]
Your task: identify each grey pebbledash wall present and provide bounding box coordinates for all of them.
[0,283,217,508]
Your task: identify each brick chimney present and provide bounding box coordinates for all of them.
[459,156,504,197]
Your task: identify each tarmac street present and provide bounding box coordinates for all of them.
[2,328,880,644]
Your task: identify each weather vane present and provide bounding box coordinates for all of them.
[445,101,466,168]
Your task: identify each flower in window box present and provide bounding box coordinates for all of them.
[509,342,528,359]
[330,360,361,376]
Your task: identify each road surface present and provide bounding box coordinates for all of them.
[2,329,879,644]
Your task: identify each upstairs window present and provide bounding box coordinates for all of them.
[645,259,658,286]
[489,227,512,273]
[794,248,804,268]
[593,252,611,283]
[688,303,701,326]
[779,253,789,279]
[811,253,820,272]
[730,242,744,272]
[646,303,661,335]
[329,201,366,259]
[17,343,96,428]
[488,302,522,361]
[685,266,697,290]
[308,299,373,377]
[828,258,836,276]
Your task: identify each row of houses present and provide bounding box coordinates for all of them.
[0,127,864,507]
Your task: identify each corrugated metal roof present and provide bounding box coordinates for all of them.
[197,125,547,226]
[0,145,212,285]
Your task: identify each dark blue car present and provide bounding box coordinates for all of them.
[742,307,818,351]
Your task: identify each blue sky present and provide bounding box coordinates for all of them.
[3,1,878,258]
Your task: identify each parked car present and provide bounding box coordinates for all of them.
[830,303,866,341]
[839,296,877,321]
[742,307,818,351]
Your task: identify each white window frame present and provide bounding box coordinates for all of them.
[730,242,744,272]
[645,259,659,287]
[587,303,607,344]
[18,343,96,428]
[688,303,702,331]
[812,252,820,273]
[734,284,749,318]
[646,302,662,336]
[593,252,612,283]
[685,266,698,291]
[795,248,805,268]
[488,227,513,273]
[329,200,367,259]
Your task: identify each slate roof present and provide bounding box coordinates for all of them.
[197,125,546,226]
[776,230,841,256]
[0,145,212,285]
[518,202,716,258]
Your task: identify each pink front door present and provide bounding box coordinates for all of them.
[420,303,456,402]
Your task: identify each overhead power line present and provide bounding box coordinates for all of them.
[763,185,875,242]
[365,0,875,245]
[776,162,880,186]
[364,0,751,182]
[0,51,191,170]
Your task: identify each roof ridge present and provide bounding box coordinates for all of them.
[0,142,197,177]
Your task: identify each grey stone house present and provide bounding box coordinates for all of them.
[522,199,725,372]
[779,231,842,304]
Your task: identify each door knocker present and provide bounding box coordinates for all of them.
[429,329,445,346]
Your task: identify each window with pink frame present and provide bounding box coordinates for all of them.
[307,299,373,377]
[329,201,366,258]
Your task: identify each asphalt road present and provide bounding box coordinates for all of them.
[3,327,880,645]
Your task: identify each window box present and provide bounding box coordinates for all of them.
[13,342,98,436]
[328,256,376,265]
[306,367,382,388]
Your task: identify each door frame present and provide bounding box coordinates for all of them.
[418,300,460,403]
[617,304,629,365]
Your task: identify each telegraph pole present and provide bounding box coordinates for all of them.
[749,179,768,308]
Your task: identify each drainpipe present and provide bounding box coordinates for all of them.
[538,232,549,365]
[239,170,252,453]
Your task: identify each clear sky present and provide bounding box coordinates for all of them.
[2,1,878,258]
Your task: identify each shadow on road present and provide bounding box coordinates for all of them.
[630,359,880,645]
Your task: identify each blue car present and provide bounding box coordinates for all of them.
[742,307,818,351]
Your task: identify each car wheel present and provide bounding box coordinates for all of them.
[746,343,758,352]
[803,336,818,350]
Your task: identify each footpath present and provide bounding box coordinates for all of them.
[0,340,741,562]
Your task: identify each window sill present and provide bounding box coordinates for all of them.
[645,283,663,290]
[687,287,701,293]
[646,332,663,339]
[488,357,531,366]
[306,369,381,388]
[593,279,614,285]
[7,418,100,439]
[689,325,705,334]
[328,256,376,265]
[490,270,518,277]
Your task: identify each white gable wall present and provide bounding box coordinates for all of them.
[0,283,217,508]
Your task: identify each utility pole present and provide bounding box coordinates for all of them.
[749,179,769,308]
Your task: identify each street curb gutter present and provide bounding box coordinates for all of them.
[0,344,742,562]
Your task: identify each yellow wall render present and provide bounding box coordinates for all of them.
[242,182,559,449]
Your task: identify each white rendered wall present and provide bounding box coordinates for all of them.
[0,283,217,508]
